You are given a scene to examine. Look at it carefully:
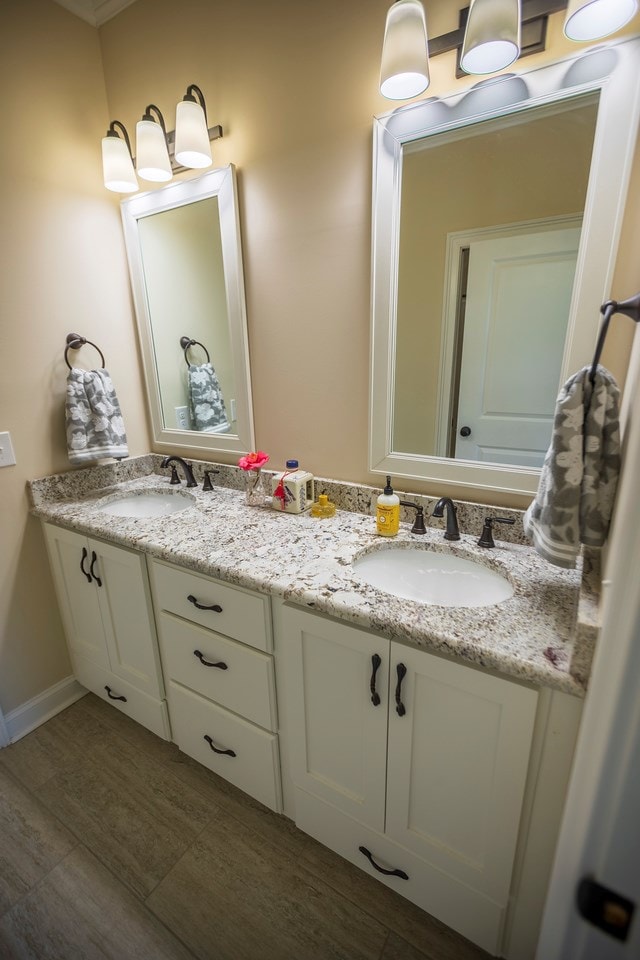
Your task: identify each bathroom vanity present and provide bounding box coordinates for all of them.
[30,456,596,958]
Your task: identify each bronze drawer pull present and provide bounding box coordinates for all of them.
[193,649,228,670]
[89,551,102,587]
[359,846,408,880]
[80,547,92,584]
[105,686,127,702]
[395,663,407,717]
[203,734,236,757]
[370,654,382,706]
[187,594,222,613]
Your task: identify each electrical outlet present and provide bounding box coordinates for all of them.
[175,406,190,430]
[0,431,16,467]
[229,398,237,421]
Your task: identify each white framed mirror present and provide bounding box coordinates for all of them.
[370,38,640,496]
[121,165,255,457]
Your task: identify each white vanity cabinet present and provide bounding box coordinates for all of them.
[276,603,539,954]
[42,522,170,739]
[149,559,282,813]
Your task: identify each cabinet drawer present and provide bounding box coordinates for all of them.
[294,788,503,956]
[158,612,277,731]
[150,560,272,652]
[168,681,282,813]
[72,654,171,741]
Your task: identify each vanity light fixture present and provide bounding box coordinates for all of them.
[135,104,172,182]
[102,121,138,194]
[380,0,430,100]
[564,0,638,41]
[174,84,213,169]
[102,84,223,194]
[460,0,521,75]
[380,0,638,95]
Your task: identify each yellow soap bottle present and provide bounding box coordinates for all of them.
[311,493,336,518]
[376,476,400,536]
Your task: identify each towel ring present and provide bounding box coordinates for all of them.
[64,333,106,371]
[180,336,211,366]
[589,293,640,384]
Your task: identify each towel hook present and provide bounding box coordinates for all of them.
[180,335,211,367]
[589,293,640,384]
[64,333,106,371]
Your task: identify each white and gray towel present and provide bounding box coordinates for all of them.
[187,362,229,433]
[65,368,128,465]
[523,365,620,569]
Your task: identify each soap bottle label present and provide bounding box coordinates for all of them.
[376,504,399,536]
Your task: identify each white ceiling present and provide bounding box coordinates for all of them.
[52,0,139,27]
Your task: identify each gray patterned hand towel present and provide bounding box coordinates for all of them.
[187,362,229,432]
[523,365,620,569]
[65,368,129,465]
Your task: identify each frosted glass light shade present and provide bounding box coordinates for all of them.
[102,135,138,193]
[136,119,172,182]
[380,0,429,100]
[174,99,212,168]
[564,0,638,41]
[460,0,521,75]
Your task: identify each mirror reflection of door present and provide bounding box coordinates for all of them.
[440,224,581,466]
[392,94,598,467]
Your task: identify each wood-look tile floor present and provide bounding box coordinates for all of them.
[0,695,491,960]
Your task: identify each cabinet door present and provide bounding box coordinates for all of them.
[90,540,163,699]
[278,605,389,831]
[386,643,538,906]
[43,524,110,669]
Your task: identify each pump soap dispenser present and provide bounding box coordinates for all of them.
[376,476,400,537]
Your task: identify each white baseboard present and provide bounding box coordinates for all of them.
[3,676,87,745]
[0,710,9,748]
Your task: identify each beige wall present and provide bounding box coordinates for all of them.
[0,0,150,714]
[1,0,639,716]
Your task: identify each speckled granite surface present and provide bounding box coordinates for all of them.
[569,549,601,687]
[29,456,598,697]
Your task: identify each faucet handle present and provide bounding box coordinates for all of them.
[202,469,219,492]
[478,516,515,548]
[399,500,427,535]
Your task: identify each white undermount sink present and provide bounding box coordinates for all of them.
[95,490,196,518]
[352,547,514,608]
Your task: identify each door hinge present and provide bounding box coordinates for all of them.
[577,877,635,941]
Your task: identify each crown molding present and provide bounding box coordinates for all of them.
[52,0,138,28]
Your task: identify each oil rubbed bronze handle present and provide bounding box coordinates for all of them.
[187,594,222,613]
[89,551,102,587]
[370,654,382,706]
[395,663,407,717]
[203,734,236,757]
[359,846,408,880]
[105,686,127,702]
[80,547,92,584]
[193,650,228,670]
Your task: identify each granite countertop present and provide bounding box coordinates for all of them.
[29,457,598,697]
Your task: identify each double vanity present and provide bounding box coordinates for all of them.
[29,454,598,958]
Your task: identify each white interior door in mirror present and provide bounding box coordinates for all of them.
[122,166,255,457]
[370,38,640,496]
[454,226,580,466]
